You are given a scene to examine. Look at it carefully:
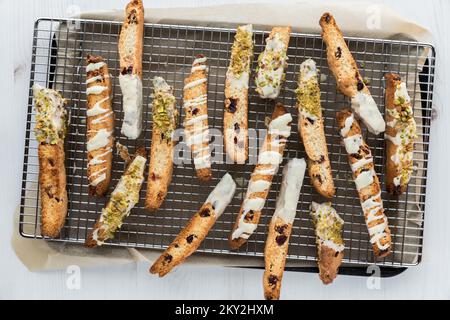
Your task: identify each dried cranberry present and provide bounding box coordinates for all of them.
[360,145,370,155]
[186,234,195,244]
[234,137,238,144]
[151,173,157,181]
[357,80,364,91]
[276,235,287,246]
[164,254,173,263]
[244,210,254,222]
[121,66,133,75]
[335,251,339,257]
[335,47,342,59]
[314,174,323,184]
[227,99,237,113]
[351,152,363,160]
[199,208,211,217]
[268,275,278,286]
[127,9,138,24]
[275,225,287,234]
[192,108,199,115]
[234,123,240,133]
[306,117,315,125]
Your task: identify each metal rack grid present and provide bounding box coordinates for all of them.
[20,18,435,267]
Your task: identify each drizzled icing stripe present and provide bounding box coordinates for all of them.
[184,78,207,90]
[86,61,105,73]
[87,85,107,95]
[183,57,211,172]
[91,111,113,125]
[87,97,109,117]
[340,112,389,252]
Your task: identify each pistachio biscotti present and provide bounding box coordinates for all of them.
[33,84,68,238]
[384,73,417,195]
[296,58,335,198]
[224,24,254,164]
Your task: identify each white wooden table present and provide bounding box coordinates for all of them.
[1,0,449,299]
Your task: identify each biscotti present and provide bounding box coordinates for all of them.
[146,77,178,211]
[150,173,236,277]
[85,148,147,247]
[33,84,68,238]
[183,54,212,181]
[263,158,306,300]
[336,109,392,258]
[229,103,292,249]
[85,55,114,197]
[296,58,335,198]
[118,0,144,139]
[224,24,253,164]
[320,12,385,135]
[255,26,291,99]
[310,202,344,285]
[384,73,417,195]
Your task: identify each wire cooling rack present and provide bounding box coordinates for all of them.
[20,18,435,267]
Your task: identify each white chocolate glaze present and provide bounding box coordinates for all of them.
[310,202,345,252]
[184,78,207,90]
[268,113,293,137]
[87,85,107,95]
[272,158,306,224]
[340,113,354,137]
[354,169,374,191]
[87,129,112,152]
[343,134,363,154]
[351,92,385,135]
[119,74,142,139]
[255,32,289,99]
[185,114,208,126]
[258,151,283,165]
[92,155,147,245]
[91,111,113,125]
[247,179,271,194]
[350,157,373,172]
[299,58,318,82]
[86,61,105,73]
[205,173,236,218]
[87,97,109,117]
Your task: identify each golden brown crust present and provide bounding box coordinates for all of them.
[119,0,144,78]
[183,54,212,181]
[150,203,216,276]
[263,217,292,300]
[317,245,343,285]
[297,64,335,198]
[336,109,392,258]
[145,127,175,211]
[224,25,253,164]
[270,26,291,48]
[319,13,371,99]
[229,104,289,249]
[86,55,114,197]
[39,143,68,238]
